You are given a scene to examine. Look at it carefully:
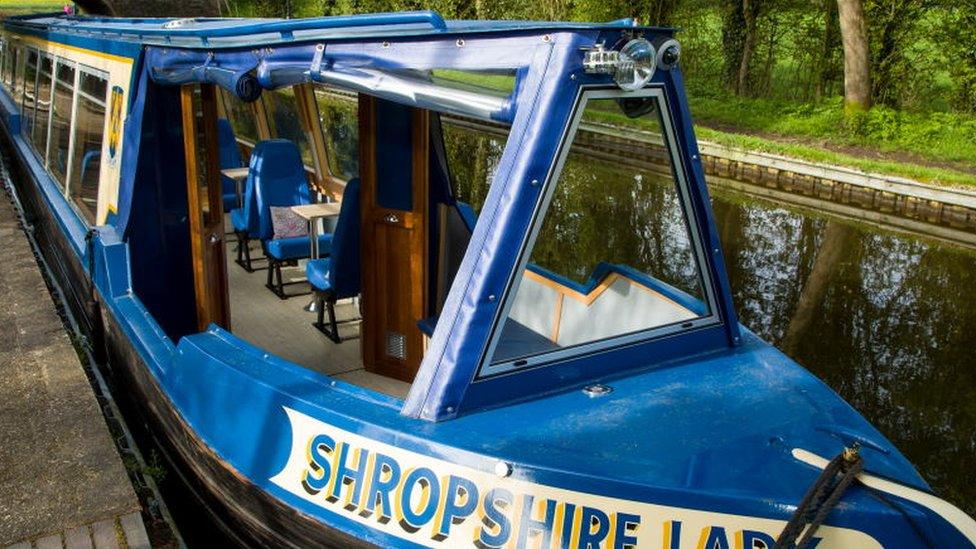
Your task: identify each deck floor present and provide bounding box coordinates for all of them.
[225,236,411,399]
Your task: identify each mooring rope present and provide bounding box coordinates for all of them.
[775,445,863,548]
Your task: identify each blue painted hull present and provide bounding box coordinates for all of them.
[0,23,972,546]
[4,120,974,549]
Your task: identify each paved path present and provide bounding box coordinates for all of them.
[0,193,149,548]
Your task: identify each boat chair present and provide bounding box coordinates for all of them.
[307,178,361,343]
[253,139,333,299]
[217,118,244,211]
[229,146,261,272]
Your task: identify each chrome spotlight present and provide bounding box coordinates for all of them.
[582,38,657,91]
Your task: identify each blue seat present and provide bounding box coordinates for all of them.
[217,118,244,211]
[265,233,333,260]
[230,143,262,272]
[307,178,361,343]
[251,139,322,298]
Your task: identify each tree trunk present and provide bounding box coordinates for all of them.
[722,0,747,94]
[814,0,838,102]
[781,221,854,357]
[836,0,871,113]
[736,0,759,96]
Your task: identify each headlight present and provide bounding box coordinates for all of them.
[582,38,657,91]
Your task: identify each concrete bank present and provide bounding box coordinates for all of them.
[443,113,976,246]
[581,121,976,239]
[0,193,150,548]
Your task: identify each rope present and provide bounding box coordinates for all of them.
[775,445,863,549]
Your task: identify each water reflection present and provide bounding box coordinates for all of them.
[444,121,976,515]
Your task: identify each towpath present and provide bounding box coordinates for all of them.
[0,193,149,548]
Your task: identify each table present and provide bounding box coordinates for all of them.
[221,167,250,208]
[291,202,342,259]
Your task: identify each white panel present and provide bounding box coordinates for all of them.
[507,275,556,339]
[557,278,695,347]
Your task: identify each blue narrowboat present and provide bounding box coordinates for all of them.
[0,10,972,548]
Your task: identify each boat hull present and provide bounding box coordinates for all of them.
[0,130,369,547]
[2,98,973,549]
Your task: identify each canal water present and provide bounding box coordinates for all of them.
[440,121,976,516]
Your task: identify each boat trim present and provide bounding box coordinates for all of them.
[793,448,976,545]
[478,86,721,378]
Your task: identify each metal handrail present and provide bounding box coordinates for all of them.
[5,10,449,43]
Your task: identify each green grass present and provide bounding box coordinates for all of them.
[0,0,66,14]
[583,97,976,187]
[688,94,976,170]
[694,126,976,187]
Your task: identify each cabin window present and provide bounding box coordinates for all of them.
[11,46,23,101]
[218,88,259,145]
[442,119,505,215]
[32,55,53,159]
[484,90,714,373]
[263,86,315,167]
[0,40,4,83]
[48,60,74,187]
[5,45,17,89]
[21,49,37,139]
[313,85,358,181]
[68,70,108,224]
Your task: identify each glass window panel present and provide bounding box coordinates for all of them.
[488,95,711,368]
[442,119,506,215]
[312,85,358,181]
[32,55,53,157]
[263,86,313,166]
[21,49,37,138]
[219,88,259,143]
[12,47,23,100]
[69,70,107,225]
[3,46,12,87]
[315,84,359,181]
[48,60,74,187]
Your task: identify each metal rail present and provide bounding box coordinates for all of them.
[6,10,449,44]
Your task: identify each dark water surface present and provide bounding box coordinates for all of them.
[443,122,976,515]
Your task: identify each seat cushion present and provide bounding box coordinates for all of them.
[306,258,332,292]
[264,233,333,261]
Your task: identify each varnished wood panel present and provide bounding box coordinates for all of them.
[181,84,231,331]
[359,97,429,382]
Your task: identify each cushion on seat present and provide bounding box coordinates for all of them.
[265,233,333,260]
[253,139,313,242]
[306,258,332,292]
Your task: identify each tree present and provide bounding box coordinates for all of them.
[836,0,871,113]
[721,0,765,96]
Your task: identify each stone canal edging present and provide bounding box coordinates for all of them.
[583,121,976,236]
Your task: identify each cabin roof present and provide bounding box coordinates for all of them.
[3,11,672,49]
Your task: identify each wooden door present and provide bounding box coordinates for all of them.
[360,96,428,382]
[181,84,231,331]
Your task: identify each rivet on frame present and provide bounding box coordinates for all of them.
[530,179,540,186]
[456,38,465,47]
[542,34,551,43]
[488,294,496,302]
[315,43,324,51]
[382,41,390,48]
